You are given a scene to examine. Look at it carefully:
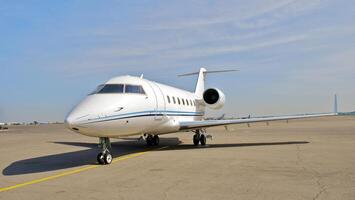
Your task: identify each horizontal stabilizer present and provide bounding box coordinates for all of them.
[178,69,238,77]
[178,67,238,98]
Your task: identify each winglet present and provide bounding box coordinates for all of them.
[334,94,338,114]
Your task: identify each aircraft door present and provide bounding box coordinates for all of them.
[150,82,166,120]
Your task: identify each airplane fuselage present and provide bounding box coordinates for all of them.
[66,75,205,138]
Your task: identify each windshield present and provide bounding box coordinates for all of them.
[89,84,105,95]
[89,84,145,95]
[97,84,124,94]
[125,85,145,94]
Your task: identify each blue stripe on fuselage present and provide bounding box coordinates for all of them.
[81,110,204,124]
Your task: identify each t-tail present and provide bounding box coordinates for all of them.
[178,67,238,98]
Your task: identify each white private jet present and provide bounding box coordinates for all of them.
[65,68,337,165]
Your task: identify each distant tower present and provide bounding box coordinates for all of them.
[334,94,338,113]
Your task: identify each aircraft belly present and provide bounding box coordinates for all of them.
[77,115,180,137]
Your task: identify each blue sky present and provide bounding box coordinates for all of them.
[1,0,355,122]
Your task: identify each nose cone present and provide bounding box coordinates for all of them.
[65,95,109,130]
[65,111,81,130]
[65,100,92,130]
[65,113,76,127]
[65,94,125,133]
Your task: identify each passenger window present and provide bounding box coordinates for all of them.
[190,100,193,106]
[177,98,181,105]
[182,99,185,105]
[173,97,176,104]
[186,99,189,106]
[167,96,171,104]
[96,84,124,94]
[125,85,145,94]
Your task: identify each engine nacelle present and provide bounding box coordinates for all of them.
[203,88,225,109]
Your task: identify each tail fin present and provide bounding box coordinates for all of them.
[195,68,207,98]
[178,67,238,98]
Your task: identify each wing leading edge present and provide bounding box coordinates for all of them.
[179,113,337,131]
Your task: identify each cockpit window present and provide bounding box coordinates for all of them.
[89,84,105,95]
[97,84,124,94]
[90,84,145,95]
[125,85,145,94]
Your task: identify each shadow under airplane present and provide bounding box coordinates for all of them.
[2,138,308,176]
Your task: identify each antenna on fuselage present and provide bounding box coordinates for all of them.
[140,74,144,79]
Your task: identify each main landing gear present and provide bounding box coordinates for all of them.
[97,137,112,165]
[145,134,160,146]
[193,129,207,146]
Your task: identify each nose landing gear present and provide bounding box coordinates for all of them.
[97,137,112,165]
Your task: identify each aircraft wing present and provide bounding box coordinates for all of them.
[179,113,337,131]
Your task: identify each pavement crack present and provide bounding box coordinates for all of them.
[311,170,327,200]
[313,178,326,200]
[296,145,327,200]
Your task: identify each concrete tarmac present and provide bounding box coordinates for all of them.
[0,116,354,200]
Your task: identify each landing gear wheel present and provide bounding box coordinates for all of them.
[153,135,160,146]
[104,153,112,164]
[200,134,206,146]
[193,134,200,146]
[97,152,105,164]
[146,135,153,146]
[98,137,112,165]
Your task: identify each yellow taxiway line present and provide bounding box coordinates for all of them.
[0,146,169,193]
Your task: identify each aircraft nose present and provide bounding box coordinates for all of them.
[65,113,77,128]
[65,95,109,131]
[65,111,83,130]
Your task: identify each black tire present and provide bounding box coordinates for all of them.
[146,135,153,146]
[153,135,160,146]
[97,153,105,164]
[200,134,206,146]
[193,134,200,145]
[104,153,113,164]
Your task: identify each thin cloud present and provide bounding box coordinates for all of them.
[139,0,322,31]
[85,28,282,59]
[288,49,355,83]
[59,33,308,76]
[157,34,309,60]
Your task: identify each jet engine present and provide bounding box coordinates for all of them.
[203,88,225,109]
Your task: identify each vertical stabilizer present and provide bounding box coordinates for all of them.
[195,68,207,98]
[177,67,238,98]
[334,94,338,114]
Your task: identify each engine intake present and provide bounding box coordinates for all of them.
[203,88,225,109]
